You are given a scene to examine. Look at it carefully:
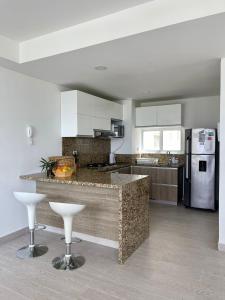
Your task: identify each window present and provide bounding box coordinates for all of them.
[163,130,181,151]
[142,130,160,151]
[142,127,183,153]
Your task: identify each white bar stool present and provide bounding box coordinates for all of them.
[13,192,48,259]
[49,202,86,271]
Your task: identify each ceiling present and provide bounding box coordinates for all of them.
[1,13,224,101]
[0,0,151,41]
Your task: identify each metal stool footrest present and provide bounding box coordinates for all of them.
[35,223,47,231]
[60,237,82,243]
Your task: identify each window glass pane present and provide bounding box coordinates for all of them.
[163,130,181,151]
[143,131,160,151]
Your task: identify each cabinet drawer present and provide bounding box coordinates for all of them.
[151,184,178,204]
[132,166,152,176]
[151,168,177,185]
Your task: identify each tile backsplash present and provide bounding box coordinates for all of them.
[62,137,184,167]
[62,137,110,167]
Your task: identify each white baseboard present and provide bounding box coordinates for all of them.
[218,242,225,251]
[45,225,119,249]
[0,227,28,245]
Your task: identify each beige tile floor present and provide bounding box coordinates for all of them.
[0,204,224,300]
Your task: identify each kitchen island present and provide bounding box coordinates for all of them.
[21,169,150,264]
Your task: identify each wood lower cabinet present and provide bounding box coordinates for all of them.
[116,166,183,206]
[151,184,178,204]
[150,168,177,185]
[150,167,180,205]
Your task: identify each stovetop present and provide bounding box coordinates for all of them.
[87,162,130,172]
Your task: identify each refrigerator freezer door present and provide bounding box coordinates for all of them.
[191,155,215,209]
[192,129,216,154]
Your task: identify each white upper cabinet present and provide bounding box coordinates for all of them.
[93,97,109,119]
[109,101,123,120]
[157,104,181,126]
[77,114,93,136]
[92,117,111,131]
[136,106,157,127]
[135,104,181,127]
[61,90,123,137]
[77,91,94,115]
[61,91,77,137]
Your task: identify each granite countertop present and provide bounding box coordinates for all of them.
[133,163,184,168]
[20,168,148,189]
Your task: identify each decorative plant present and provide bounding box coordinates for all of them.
[40,157,57,177]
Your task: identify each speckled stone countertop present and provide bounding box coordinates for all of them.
[20,168,148,189]
[133,163,184,168]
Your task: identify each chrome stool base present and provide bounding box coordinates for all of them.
[16,245,48,259]
[52,254,85,270]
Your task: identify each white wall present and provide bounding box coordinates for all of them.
[219,59,225,249]
[111,100,136,154]
[140,96,220,129]
[0,66,61,238]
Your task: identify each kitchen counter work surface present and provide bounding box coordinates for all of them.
[20,168,148,189]
[133,163,184,169]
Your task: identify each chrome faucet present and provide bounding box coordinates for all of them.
[167,151,172,166]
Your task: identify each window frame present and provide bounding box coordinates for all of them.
[141,126,184,154]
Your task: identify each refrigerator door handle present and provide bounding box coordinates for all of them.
[186,139,189,154]
[186,156,189,179]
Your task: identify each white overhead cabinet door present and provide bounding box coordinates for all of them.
[111,102,123,120]
[92,117,111,131]
[157,104,181,126]
[92,97,108,119]
[77,91,94,115]
[61,91,77,137]
[135,104,181,127]
[77,114,93,136]
[136,106,157,127]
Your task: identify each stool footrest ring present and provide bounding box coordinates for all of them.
[60,237,82,243]
[35,223,46,231]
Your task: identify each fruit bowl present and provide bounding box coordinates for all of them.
[53,166,74,178]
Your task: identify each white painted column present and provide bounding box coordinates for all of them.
[111,99,136,154]
[219,58,225,250]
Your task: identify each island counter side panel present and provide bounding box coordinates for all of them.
[36,181,119,242]
[119,177,150,263]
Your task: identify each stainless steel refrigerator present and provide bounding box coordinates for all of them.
[184,128,218,210]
